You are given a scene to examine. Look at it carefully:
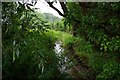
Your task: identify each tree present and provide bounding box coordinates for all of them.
[44,1,120,79]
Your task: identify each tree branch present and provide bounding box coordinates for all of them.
[78,2,95,9]
[58,1,67,16]
[45,1,65,17]
[78,2,120,13]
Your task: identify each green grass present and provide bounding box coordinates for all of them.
[44,30,110,78]
[44,30,105,69]
[45,29,74,45]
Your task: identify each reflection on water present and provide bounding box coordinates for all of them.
[54,41,67,72]
[54,41,63,55]
[54,41,74,73]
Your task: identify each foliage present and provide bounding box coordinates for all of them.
[65,2,120,52]
[64,2,120,79]
[2,1,120,79]
[43,13,65,31]
[96,60,120,80]
[2,2,69,79]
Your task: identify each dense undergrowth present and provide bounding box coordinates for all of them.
[46,30,120,79]
[2,2,120,80]
[64,2,120,79]
[2,2,70,79]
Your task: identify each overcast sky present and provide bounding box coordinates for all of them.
[34,0,63,18]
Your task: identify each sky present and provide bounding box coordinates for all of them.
[34,0,63,18]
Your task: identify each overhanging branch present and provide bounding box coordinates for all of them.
[45,1,65,17]
[58,1,67,16]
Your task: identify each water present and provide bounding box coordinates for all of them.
[54,41,64,55]
[54,41,68,72]
[54,41,80,77]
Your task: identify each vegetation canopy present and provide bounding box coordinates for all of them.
[2,1,120,80]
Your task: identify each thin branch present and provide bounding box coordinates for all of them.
[59,1,67,15]
[45,1,65,17]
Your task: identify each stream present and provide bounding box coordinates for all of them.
[54,41,90,78]
[54,41,73,73]
[54,41,64,56]
[54,41,66,72]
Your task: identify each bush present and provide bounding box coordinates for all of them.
[96,61,120,80]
